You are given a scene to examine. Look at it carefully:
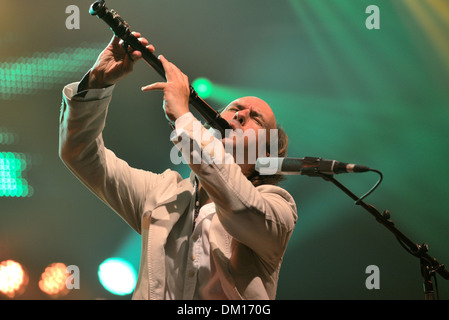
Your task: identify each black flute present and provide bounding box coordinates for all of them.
[89,0,231,136]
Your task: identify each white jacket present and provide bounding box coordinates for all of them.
[59,83,297,299]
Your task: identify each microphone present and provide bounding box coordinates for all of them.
[255,157,371,176]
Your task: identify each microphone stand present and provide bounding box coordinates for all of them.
[315,172,449,300]
[88,0,231,137]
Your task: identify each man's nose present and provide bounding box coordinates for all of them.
[233,110,247,125]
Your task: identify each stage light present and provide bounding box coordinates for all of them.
[0,152,33,197]
[98,258,137,296]
[0,44,105,100]
[192,77,213,99]
[0,127,19,145]
[0,260,28,298]
[38,262,69,298]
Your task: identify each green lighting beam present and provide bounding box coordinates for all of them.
[0,43,106,100]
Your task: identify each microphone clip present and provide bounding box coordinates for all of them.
[301,157,334,177]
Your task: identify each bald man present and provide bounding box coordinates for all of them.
[59,34,297,300]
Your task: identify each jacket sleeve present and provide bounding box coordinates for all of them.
[172,113,298,267]
[58,82,182,234]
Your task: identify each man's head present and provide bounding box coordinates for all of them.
[221,96,277,132]
[219,96,288,186]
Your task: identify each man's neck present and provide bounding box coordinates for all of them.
[197,183,213,207]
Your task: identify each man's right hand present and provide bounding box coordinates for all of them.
[86,32,154,89]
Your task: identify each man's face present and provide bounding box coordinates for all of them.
[221,96,276,132]
[219,96,277,175]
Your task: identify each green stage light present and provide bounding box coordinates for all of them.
[0,127,19,145]
[0,152,33,198]
[0,44,105,100]
[98,258,137,296]
[192,77,213,99]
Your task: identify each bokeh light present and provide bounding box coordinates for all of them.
[0,45,105,100]
[98,258,137,296]
[38,262,69,298]
[0,260,28,298]
[0,127,19,145]
[192,77,214,99]
[0,152,33,197]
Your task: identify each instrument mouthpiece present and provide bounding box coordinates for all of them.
[89,0,106,16]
